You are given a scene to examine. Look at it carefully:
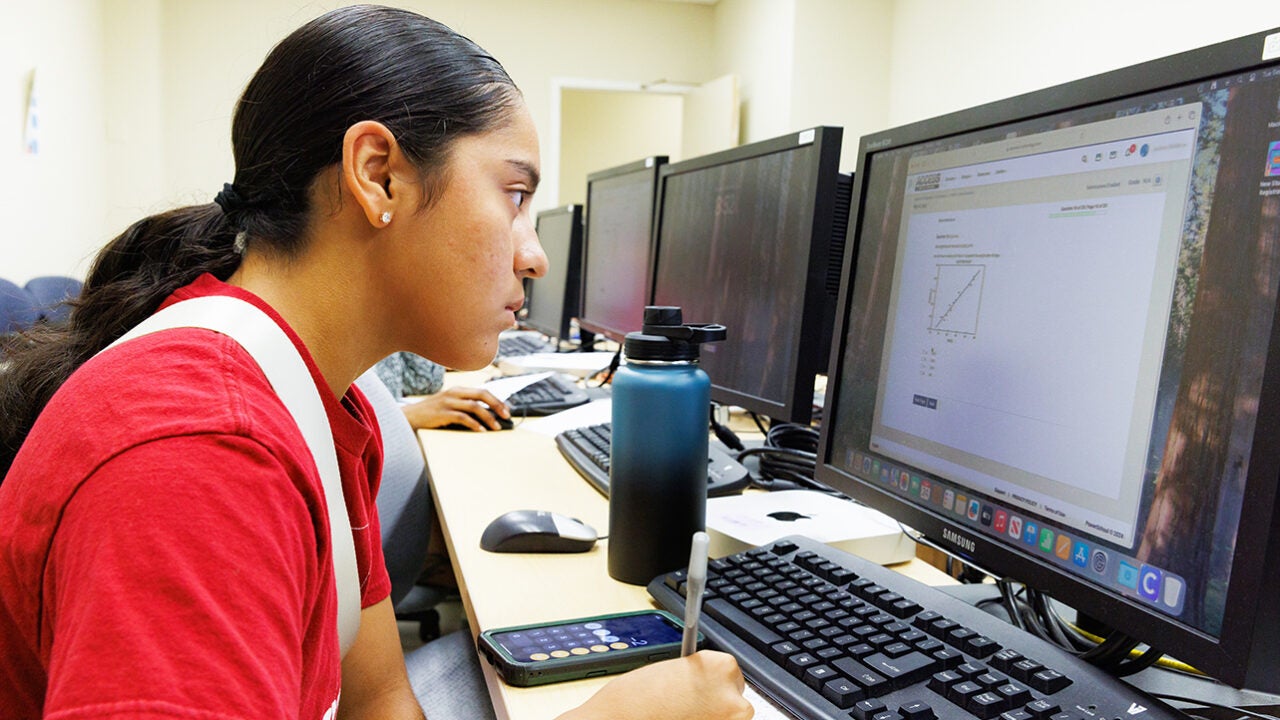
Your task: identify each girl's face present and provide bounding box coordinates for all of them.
[382,101,548,370]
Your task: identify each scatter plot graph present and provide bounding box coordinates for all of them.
[928,264,985,336]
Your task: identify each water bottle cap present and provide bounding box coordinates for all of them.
[624,306,726,362]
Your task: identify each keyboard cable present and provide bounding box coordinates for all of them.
[594,347,622,387]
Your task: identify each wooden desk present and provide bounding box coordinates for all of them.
[419,385,954,719]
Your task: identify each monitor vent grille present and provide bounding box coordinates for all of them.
[826,174,854,297]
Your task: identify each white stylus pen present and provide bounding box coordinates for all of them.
[681,531,710,657]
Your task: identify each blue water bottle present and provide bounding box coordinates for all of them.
[608,306,726,585]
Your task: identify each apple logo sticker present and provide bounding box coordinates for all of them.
[767,511,811,522]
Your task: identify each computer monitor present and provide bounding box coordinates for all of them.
[578,156,668,343]
[527,204,584,343]
[817,28,1280,692]
[650,128,850,424]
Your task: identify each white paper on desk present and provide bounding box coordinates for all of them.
[496,351,615,378]
[479,371,552,401]
[743,683,796,719]
[516,398,611,437]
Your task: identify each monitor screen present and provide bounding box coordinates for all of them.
[818,28,1280,691]
[528,204,583,342]
[651,128,849,424]
[579,157,668,343]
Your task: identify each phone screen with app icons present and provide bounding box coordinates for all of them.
[489,611,682,663]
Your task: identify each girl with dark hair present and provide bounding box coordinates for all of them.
[0,5,751,719]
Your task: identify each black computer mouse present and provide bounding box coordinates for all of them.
[439,406,513,432]
[479,509,598,553]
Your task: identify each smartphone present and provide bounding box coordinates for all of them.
[476,609,699,687]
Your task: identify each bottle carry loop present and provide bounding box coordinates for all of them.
[105,295,361,657]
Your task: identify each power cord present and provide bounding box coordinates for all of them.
[735,421,844,495]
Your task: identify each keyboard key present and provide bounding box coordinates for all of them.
[785,652,820,677]
[990,648,1023,672]
[1010,659,1045,682]
[852,699,888,720]
[912,610,942,627]
[974,672,1005,689]
[967,691,1008,719]
[862,651,939,689]
[816,646,845,661]
[995,681,1033,706]
[802,664,840,690]
[947,680,983,705]
[703,598,782,652]
[770,540,798,555]
[966,635,1002,658]
[898,700,937,720]
[767,640,801,662]
[927,669,962,695]
[1029,669,1072,694]
[1025,699,1061,719]
[832,657,891,696]
[932,647,964,669]
[821,676,866,707]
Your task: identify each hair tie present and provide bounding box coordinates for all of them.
[213,182,248,214]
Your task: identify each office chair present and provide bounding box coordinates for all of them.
[354,369,453,643]
[1,278,39,334]
[24,275,83,324]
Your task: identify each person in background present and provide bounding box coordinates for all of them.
[375,351,511,432]
[0,5,752,720]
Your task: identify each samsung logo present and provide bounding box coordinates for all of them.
[942,527,976,553]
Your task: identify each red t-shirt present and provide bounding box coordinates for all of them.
[0,274,391,719]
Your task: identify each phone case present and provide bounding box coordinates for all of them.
[476,609,699,687]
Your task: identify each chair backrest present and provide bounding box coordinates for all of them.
[1,279,39,334]
[24,275,83,323]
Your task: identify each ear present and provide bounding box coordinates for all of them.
[342,120,398,228]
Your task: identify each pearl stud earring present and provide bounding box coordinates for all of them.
[380,211,392,224]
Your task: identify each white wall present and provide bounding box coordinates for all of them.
[103,0,164,240]
[713,0,893,172]
[0,0,107,284]
[11,1,1280,283]
[713,0,796,144]
[791,0,893,172]
[886,0,1280,127]
[148,0,716,217]
[558,89,684,205]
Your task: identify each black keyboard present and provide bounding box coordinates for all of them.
[555,422,751,498]
[504,373,591,416]
[649,535,1182,720]
[496,333,557,358]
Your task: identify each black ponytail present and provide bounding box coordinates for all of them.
[0,5,519,477]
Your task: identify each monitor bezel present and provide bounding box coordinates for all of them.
[527,203,584,342]
[578,156,669,344]
[815,27,1280,690]
[649,128,844,424]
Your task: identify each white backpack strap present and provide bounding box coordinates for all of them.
[107,295,361,657]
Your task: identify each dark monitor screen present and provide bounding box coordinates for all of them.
[579,157,667,343]
[651,128,848,424]
[818,28,1280,691]
[527,204,583,342]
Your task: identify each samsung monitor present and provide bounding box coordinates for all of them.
[527,204,584,343]
[578,156,668,343]
[650,128,851,424]
[817,28,1280,691]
